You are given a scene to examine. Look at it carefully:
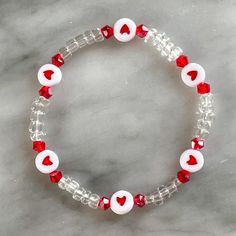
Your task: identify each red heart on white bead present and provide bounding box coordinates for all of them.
[38,64,62,87]
[42,156,53,166]
[116,196,126,206]
[110,190,134,215]
[43,70,54,80]
[181,63,205,87]
[120,24,130,35]
[114,18,136,42]
[187,155,198,165]
[35,150,59,174]
[187,70,198,81]
[180,149,204,173]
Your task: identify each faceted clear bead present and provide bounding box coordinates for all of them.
[93,28,105,42]
[168,47,183,62]
[161,42,174,57]
[29,121,44,133]
[144,28,182,62]
[197,119,211,130]
[30,110,45,121]
[66,39,79,53]
[58,47,72,61]
[88,194,100,209]
[83,30,95,45]
[73,187,86,201]
[31,96,50,111]
[80,190,91,205]
[66,180,80,194]
[30,131,46,141]
[58,176,72,190]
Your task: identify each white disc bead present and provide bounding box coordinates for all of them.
[35,150,59,174]
[110,190,134,215]
[38,64,62,87]
[113,18,136,42]
[179,149,204,173]
[181,63,205,87]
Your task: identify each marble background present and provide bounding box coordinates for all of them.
[0,0,236,235]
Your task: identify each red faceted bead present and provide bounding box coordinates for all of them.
[176,55,189,67]
[136,24,149,38]
[39,86,52,99]
[49,170,63,183]
[191,138,204,150]
[52,54,64,67]
[177,170,190,183]
[197,82,211,94]
[33,141,46,153]
[101,25,113,39]
[134,194,146,207]
[98,197,110,210]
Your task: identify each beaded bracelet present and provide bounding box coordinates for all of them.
[29,18,215,215]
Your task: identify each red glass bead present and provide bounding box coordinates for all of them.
[49,170,63,183]
[98,197,110,210]
[136,24,149,38]
[101,25,113,39]
[197,82,211,94]
[134,194,146,207]
[177,170,190,183]
[52,54,64,67]
[33,141,46,153]
[176,55,189,67]
[191,138,204,150]
[39,86,52,99]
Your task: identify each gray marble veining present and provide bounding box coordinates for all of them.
[0,0,236,235]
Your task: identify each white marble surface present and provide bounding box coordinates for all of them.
[0,0,236,235]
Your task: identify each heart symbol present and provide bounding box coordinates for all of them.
[43,70,54,80]
[42,156,53,166]
[120,24,130,35]
[187,155,198,165]
[187,70,198,81]
[116,196,126,206]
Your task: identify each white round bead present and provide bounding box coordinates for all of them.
[181,63,205,87]
[35,150,59,174]
[180,149,204,173]
[113,18,136,42]
[38,64,62,87]
[110,190,134,215]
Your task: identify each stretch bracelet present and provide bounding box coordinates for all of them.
[29,18,215,215]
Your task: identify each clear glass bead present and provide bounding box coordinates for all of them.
[58,47,72,60]
[58,176,72,190]
[30,131,46,141]
[200,93,214,106]
[73,187,86,201]
[30,110,45,121]
[94,28,104,42]
[144,28,158,45]
[80,190,91,205]
[83,30,95,45]
[66,180,80,194]
[75,34,87,48]
[197,119,211,130]
[29,121,44,133]
[168,47,183,61]
[31,97,49,112]
[88,194,100,209]
[161,42,173,56]
[193,127,209,140]
[66,39,79,54]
